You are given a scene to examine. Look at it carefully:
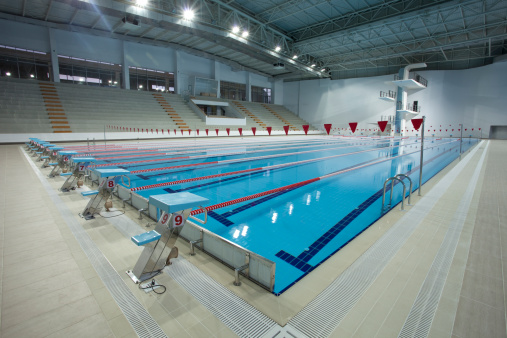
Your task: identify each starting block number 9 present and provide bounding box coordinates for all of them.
[172,213,184,228]
[160,212,170,226]
[159,212,184,228]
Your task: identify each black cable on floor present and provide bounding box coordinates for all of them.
[98,210,126,218]
[139,279,166,294]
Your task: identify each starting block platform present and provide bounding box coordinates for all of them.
[127,192,209,283]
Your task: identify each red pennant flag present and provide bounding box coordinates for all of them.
[302,125,309,135]
[452,129,454,131]
[167,129,169,134]
[267,127,272,135]
[188,129,191,135]
[142,128,144,133]
[472,128,474,131]
[174,129,176,134]
[479,128,481,131]
[465,128,467,131]
[216,129,219,136]
[458,129,460,131]
[349,122,358,133]
[238,128,242,136]
[251,127,256,136]
[161,129,164,134]
[205,129,209,136]
[129,128,132,132]
[137,128,139,132]
[181,130,183,135]
[151,129,153,133]
[324,124,332,135]
[378,121,388,132]
[156,129,158,134]
[283,126,289,135]
[196,129,199,135]
[226,128,230,136]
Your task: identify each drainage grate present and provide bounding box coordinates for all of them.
[166,258,277,338]
[288,142,484,338]
[23,149,167,338]
[398,141,489,338]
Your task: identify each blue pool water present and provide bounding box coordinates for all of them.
[89,136,478,294]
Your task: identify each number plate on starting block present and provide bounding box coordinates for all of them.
[172,212,185,228]
[106,179,116,189]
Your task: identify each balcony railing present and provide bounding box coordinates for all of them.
[397,101,421,112]
[379,90,397,99]
[394,72,428,87]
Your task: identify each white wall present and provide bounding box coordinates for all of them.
[284,62,507,137]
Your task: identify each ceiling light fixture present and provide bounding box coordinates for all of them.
[183,8,194,20]
[275,46,281,52]
[136,0,148,6]
[311,64,316,67]
[292,55,298,59]
[232,26,240,34]
[242,30,249,38]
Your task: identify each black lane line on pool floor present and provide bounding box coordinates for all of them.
[273,145,463,294]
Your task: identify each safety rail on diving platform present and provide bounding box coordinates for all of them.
[381,173,413,214]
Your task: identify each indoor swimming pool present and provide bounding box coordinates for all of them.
[68,136,479,294]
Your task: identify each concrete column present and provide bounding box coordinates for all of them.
[245,73,251,102]
[48,28,60,83]
[122,41,130,89]
[272,79,284,105]
[175,50,182,94]
[213,60,220,98]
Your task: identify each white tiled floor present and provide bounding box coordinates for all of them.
[1,139,505,338]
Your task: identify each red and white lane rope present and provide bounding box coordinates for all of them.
[94,138,364,161]
[130,143,414,192]
[118,138,406,172]
[91,142,359,169]
[189,139,459,216]
[77,138,335,157]
[127,141,387,174]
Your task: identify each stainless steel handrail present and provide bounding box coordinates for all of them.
[188,206,208,224]
[381,177,406,213]
[395,174,413,205]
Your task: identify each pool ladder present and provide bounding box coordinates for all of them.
[381,174,413,214]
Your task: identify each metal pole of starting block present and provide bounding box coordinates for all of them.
[127,193,209,284]
[80,169,130,219]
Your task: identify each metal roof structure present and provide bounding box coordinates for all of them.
[0,0,506,80]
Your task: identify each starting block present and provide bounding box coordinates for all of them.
[30,141,48,155]
[60,156,94,191]
[80,168,130,220]
[37,144,57,161]
[49,150,77,178]
[42,146,64,168]
[126,192,209,283]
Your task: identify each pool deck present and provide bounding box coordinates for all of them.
[0,137,505,337]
